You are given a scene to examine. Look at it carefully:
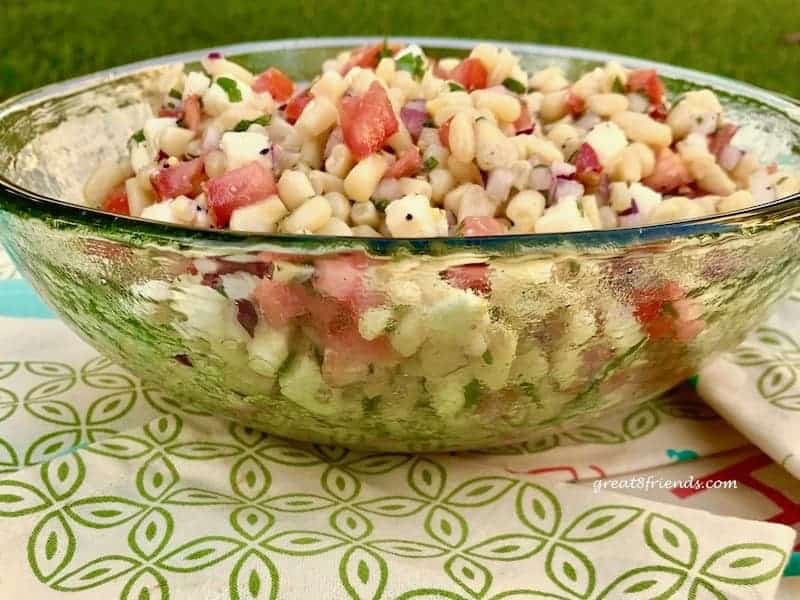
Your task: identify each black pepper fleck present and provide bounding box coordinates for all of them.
[405,213,413,221]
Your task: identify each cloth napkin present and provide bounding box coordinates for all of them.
[699,284,800,479]
[0,247,797,599]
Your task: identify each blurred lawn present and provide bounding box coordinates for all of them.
[2,0,799,99]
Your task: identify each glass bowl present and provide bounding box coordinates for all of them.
[1,38,800,452]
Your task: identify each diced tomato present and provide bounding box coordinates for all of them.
[385,147,422,179]
[449,58,488,91]
[438,118,452,149]
[252,67,295,102]
[460,216,506,237]
[312,252,383,315]
[253,278,311,328]
[565,90,586,116]
[342,43,403,74]
[313,253,369,302]
[101,185,130,216]
[284,91,311,124]
[158,106,182,119]
[632,281,687,340]
[574,143,602,187]
[513,102,533,133]
[708,123,738,158]
[306,295,396,365]
[205,161,276,227]
[641,148,692,193]
[150,157,206,201]
[182,95,202,131]
[441,264,491,296]
[626,69,666,105]
[339,81,399,159]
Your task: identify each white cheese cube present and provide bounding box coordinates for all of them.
[249,323,291,377]
[202,76,252,117]
[129,141,155,174]
[140,200,178,223]
[220,131,270,171]
[183,71,211,99]
[143,117,178,149]
[385,194,440,237]
[534,197,594,233]
[629,182,663,219]
[584,121,628,168]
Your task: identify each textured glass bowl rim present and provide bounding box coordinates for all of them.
[1,35,799,252]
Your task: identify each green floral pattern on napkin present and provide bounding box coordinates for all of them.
[0,414,792,599]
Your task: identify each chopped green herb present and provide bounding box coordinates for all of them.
[448,81,465,92]
[463,379,482,409]
[232,114,271,132]
[395,53,425,80]
[423,156,439,172]
[791,143,800,156]
[168,88,182,100]
[422,119,434,128]
[502,78,525,94]
[482,350,494,365]
[130,129,145,144]
[216,77,242,102]
[612,77,625,94]
[777,176,789,185]
[373,198,391,211]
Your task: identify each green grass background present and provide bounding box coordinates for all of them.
[2,1,799,100]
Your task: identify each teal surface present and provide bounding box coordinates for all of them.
[0,280,55,319]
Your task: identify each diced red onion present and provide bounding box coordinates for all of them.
[618,199,639,216]
[324,127,343,159]
[201,125,222,151]
[515,127,535,135]
[552,178,585,202]
[618,212,646,227]
[718,144,743,171]
[374,178,403,201]
[574,111,602,131]
[551,161,577,178]
[530,165,552,190]
[595,173,610,204]
[486,168,514,202]
[627,92,649,113]
[618,201,643,227]
[207,51,222,60]
[400,101,428,140]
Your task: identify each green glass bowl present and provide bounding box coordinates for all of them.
[1,38,800,452]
